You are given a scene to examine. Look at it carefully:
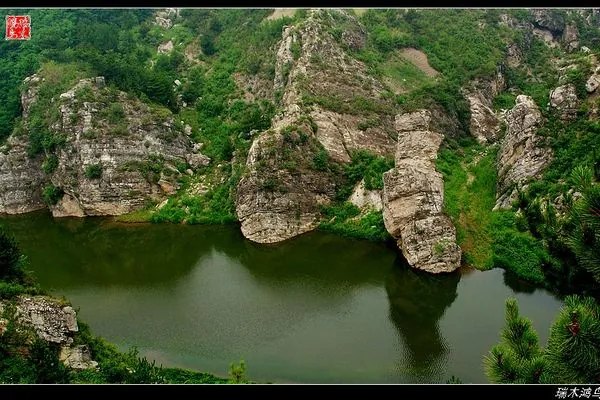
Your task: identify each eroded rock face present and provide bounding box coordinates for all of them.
[562,23,580,52]
[349,179,382,211]
[236,9,395,243]
[495,95,553,209]
[0,75,47,214]
[12,296,78,346]
[586,66,600,93]
[1,296,98,370]
[549,83,579,121]
[1,75,209,217]
[382,110,461,274]
[0,134,46,214]
[271,9,397,162]
[236,129,336,243]
[157,40,174,54]
[60,345,98,370]
[463,73,506,144]
[532,9,565,36]
[506,43,523,68]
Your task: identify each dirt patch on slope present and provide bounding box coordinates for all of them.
[266,9,297,21]
[400,48,440,77]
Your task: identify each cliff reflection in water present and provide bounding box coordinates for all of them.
[385,258,460,383]
[0,210,212,287]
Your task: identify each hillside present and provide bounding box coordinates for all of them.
[0,8,599,384]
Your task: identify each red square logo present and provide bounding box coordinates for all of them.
[5,15,31,40]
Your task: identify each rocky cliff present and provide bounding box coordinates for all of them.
[382,110,461,273]
[495,95,553,210]
[462,73,506,145]
[0,296,98,370]
[0,74,209,217]
[236,9,397,243]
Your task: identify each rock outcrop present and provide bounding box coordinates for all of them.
[562,23,580,52]
[0,296,97,370]
[495,95,553,209]
[0,75,210,217]
[157,40,174,54]
[270,9,397,163]
[463,73,506,144]
[0,75,46,214]
[382,110,461,274]
[236,127,337,243]
[586,66,600,93]
[0,133,46,214]
[349,179,382,211]
[60,345,98,370]
[154,8,180,30]
[236,9,396,243]
[549,83,579,121]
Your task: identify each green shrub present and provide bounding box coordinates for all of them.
[319,203,391,242]
[493,92,517,111]
[41,154,59,175]
[0,228,23,282]
[42,184,63,205]
[105,102,126,124]
[85,163,103,179]
[490,211,553,285]
[228,360,248,384]
[312,148,330,171]
[28,339,70,383]
[336,151,394,201]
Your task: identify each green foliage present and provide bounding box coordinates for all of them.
[336,151,394,201]
[567,171,600,282]
[544,296,600,383]
[436,146,498,269]
[42,184,63,205]
[484,298,546,383]
[228,360,248,384]
[319,204,391,242]
[104,102,126,124]
[85,163,103,180]
[490,212,552,285]
[493,92,517,111]
[0,228,23,282]
[151,164,240,225]
[312,148,330,171]
[161,368,229,384]
[41,154,59,174]
[29,339,70,383]
[485,296,600,384]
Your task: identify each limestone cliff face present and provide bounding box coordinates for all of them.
[549,83,579,121]
[0,134,46,215]
[382,111,461,274]
[495,95,553,210]
[271,9,397,162]
[0,296,97,370]
[0,75,209,217]
[0,75,47,214]
[236,9,396,243]
[463,73,506,144]
[236,127,336,243]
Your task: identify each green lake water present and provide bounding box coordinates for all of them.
[0,211,563,383]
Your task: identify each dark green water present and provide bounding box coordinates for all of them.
[0,211,563,383]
